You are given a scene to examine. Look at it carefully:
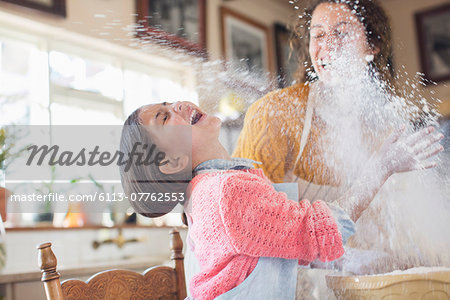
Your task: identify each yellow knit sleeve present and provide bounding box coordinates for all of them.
[232,97,287,183]
[233,84,308,183]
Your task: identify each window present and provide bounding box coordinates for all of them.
[0,19,197,228]
[0,26,198,127]
[0,38,48,125]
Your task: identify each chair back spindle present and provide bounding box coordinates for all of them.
[38,228,186,300]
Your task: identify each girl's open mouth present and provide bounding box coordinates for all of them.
[190,109,204,125]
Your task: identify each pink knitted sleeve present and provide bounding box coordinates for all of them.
[219,172,344,263]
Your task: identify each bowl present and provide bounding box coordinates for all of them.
[326,267,450,300]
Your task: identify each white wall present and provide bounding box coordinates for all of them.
[206,0,292,62]
[0,0,134,42]
[0,0,293,65]
[380,0,450,116]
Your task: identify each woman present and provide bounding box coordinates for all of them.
[233,0,398,194]
[233,0,444,297]
[234,0,438,238]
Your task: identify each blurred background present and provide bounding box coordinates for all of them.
[0,0,448,299]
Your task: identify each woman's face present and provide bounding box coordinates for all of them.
[309,2,376,82]
[139,101,221,156]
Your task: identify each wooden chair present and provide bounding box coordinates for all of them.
[37,228,187,300]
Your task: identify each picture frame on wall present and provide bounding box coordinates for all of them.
[415,3,450,83]
[220,7,273,81]
[274,23,300,88]
[0,0,66,17]
[136,0,207,56]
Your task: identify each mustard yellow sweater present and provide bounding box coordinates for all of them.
[233,83,340,185]
[234,83,414,256]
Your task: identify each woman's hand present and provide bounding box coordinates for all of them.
[337,125,444,223]
[376,125,444,178]
[333,248,413,275]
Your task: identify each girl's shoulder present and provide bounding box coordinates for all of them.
[188,170,271,213]
[191,169,269,190]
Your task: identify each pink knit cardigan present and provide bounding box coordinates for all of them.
[187,169,344,300]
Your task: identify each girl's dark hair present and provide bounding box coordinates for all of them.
[292,0,395,89]
[119,107,190,220]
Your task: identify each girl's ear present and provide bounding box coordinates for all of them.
[159,154,190,175]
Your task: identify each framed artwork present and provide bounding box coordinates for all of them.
[274,23,299,88]
[439,116,450,157]
[136,0,207,56]
[415,3,450,83]
[0,0,66,17]
[220,7,273,80]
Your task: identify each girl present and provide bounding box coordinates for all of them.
[120,101,442,300]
